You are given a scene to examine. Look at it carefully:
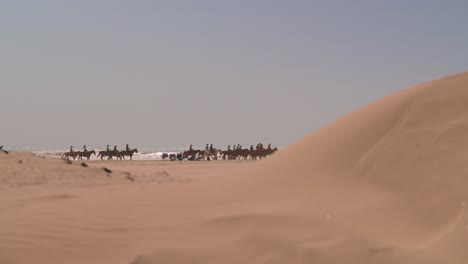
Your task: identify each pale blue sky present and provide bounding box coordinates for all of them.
[1,0,467,149]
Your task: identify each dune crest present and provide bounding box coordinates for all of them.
[134,72,468,263]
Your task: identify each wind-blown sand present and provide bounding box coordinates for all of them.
[2,72,468,263]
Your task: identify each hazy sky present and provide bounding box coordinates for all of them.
[1,0,467,149]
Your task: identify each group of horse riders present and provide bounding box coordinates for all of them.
[62,143,277,161]
[225,143,272,152]
[182,143,276,161]
[189,143,272,153]
[69,144,132,153]
[63,144,138,160]
[222,143,277,160]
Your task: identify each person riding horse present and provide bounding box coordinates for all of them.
[210,144,214,153]
[106,145,110,152]
[114,146,118,151]
[189,145,193,151]
[126,144,130,151]
[70,146,74,153]
[227,145,231,151]
[83,145,87,152]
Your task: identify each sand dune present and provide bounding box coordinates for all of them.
[2,72,468,263]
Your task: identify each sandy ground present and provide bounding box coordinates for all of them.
[2,71,468,264]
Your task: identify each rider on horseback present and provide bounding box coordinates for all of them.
[126,144,130,151]
[106,145,110,152]
[227,145,231,151]
[70,146,74,153]
[210,144,214,153]
[83,145,87,152]
[267,144,271,150]
[189,145,193,151]
[205,144,209,151]
[250,145,254,151]
[114,146,118,151]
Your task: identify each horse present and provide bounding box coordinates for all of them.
[97,150,120,160]
[118,148,138,160]
[221,150,230,160]
[97,150,110,160]
[253,147,278,160]
[62,151,80,160]
[227,148,244,160]
[108,150,122,160]
[201,149,222,160]
[78,150,96,160]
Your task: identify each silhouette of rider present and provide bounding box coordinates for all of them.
[114,145,118,151]
[70,146,74,152]
[237,144,241,150]
[83,145,87,152]
[227,145,231,151]
[205,144,209,151]
[233,145,236,150]
[126,144,130,151]
[267,144,271,150]
[106,145,110,152]
[210,144,214,153]
[250,145,254,151]
[189,145,193,151]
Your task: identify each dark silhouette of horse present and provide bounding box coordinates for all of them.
[78,150,96,160]
[118,149,138,160]
[62,151,80,160]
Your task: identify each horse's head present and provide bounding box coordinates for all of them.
[91,150,96,154]
[134,148,138,153]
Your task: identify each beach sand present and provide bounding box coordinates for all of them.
[2,71,468,263]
